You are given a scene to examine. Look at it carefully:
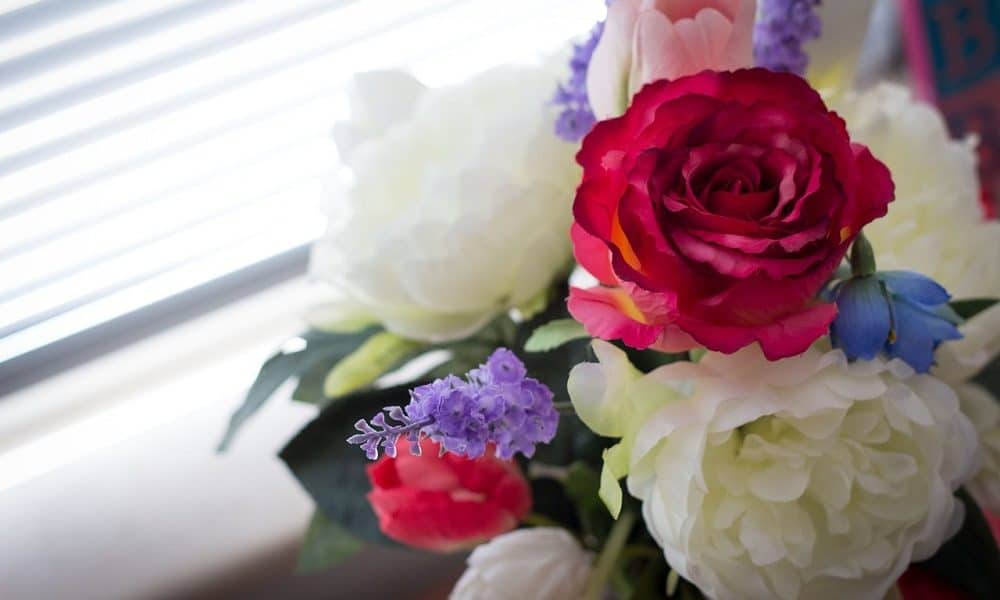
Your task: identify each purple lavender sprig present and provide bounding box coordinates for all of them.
[348,405,431,460]
[348,349,558,461]
[552,18,605,142]
[754,0,823,76]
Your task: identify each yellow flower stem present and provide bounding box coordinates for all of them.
[583,511,636,600]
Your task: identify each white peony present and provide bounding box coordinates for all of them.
[830,83,1000,375]
[450,527,593,600]
[954,382,1000,514]
[569,341,980,600]
[831,84,1000,519]
[311,64,580,341]
[832,83,1000,299]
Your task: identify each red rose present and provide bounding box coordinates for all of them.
[569,68,894,359]
[897,510,1000,600]
[897,566,971,600]
[366,438,531,551]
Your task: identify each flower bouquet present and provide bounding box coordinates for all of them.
[222,1,1000,598]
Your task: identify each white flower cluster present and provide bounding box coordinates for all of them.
[832,83,1000,514]
[450,528,593,600]
[569,342,980,600]
[311,64,580,341]
[831,83,1000,304]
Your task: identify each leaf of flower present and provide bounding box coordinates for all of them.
[281,383,416,545]
[322,331,424,398]
[565,462,614,544]
[950,298,1000,321]
[525,318,590,352]
[218,327,380,451]
[914,488,1000,598]
[297,511,363,573]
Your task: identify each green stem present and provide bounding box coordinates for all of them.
[553,401,576,415]
[583,511,637,600]
[850,231,877,277]
[620,545,660,562]
[523,512,562,528]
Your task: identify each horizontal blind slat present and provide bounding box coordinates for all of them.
[0,0,607,374]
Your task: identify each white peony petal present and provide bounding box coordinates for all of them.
[583,344,983,600]
[450,528,592,600]
[313,64,578,343]
[748,463,810,502]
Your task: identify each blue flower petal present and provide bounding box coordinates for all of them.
[887,296,963,373]
[831,277,891,361]
[880,271,952,305]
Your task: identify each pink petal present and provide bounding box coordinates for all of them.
[723,0,756,68]
[571,223,618,286]
[649,0,747,22]
[631,10,691,91]
[668,228,826,279]
[680,301,838,360]
[567,286,663,349]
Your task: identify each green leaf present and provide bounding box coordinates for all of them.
[627,559,669,600]
[950,298,999,321]
[218,327,379,451]
[297,511,363,573]
[280,383,415,544]
[323,331,424,398]
[564,462,601,504]
[291,359,332,406]
[915,488,1000,598]
[625,346,688,373]
[976,356,1000,397]
[565,462,614,545]
[525,318,589,352]
[515,295,612,469]
[527,477,580,532]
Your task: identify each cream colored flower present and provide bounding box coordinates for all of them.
[832,83,1000,300]
[569,341,979,600]
[450,528,593,600]
[954,382,1000,514]
[311,64,579,341]
[567,339,683,517]
[830,85,1000,520]
[831,83,1000,377]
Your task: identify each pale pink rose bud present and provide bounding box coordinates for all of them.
[586,0,756,119]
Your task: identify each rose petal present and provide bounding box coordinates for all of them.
[568,285,664,349]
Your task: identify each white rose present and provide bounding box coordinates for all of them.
[830,83,1000,376]
[955,382,1000,513]
[570,341,979,600]
[450,528,593,600]
[311,64,579,341]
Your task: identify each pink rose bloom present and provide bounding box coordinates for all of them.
[587,0,757,119]
[569,69,894,360]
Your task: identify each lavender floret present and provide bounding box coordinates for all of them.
[552,18,605,141]
[754,0,823,76]
[348,348,559,461]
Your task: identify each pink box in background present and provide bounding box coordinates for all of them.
[901,0,1000,216]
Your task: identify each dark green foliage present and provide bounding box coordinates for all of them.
[297,511,363,573]
[280,383,414,544]
[950,298,999,321]
[915,488,1000,599]
[219,327,380,450]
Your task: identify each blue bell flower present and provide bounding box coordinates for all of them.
[830,271,962,373]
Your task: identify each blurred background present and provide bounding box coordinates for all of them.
[0,1,996,598]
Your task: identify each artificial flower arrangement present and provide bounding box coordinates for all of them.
[221,1,1000,598]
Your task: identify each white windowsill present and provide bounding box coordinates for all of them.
[0,279,319,599]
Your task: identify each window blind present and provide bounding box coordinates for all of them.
[0,0,604,391]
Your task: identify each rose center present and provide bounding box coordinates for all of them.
[700,163,778,220]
